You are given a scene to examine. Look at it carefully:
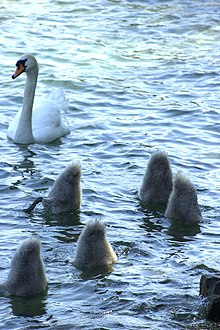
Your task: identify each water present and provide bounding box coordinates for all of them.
[0,0,220,328]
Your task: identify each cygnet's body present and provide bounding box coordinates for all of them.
[43,162,81,214]
[74,220,118,270]
[138,151,173,208]
[165,172,202,222]
[0,238,47,296]
[24,162,82,214]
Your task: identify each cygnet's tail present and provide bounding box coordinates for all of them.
[70,162,81,177]
[23,197,43,212]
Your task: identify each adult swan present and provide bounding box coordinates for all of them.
[7,54,70,144]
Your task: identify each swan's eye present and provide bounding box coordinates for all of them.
[16,59,27,70]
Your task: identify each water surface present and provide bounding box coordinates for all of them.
[0,0,220,329]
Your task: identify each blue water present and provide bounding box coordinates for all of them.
[0,0,220,329]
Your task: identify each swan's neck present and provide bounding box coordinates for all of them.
[13,69,38,144]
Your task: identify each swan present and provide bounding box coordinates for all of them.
[138,151,173,209]
[7,54,70,144]
[24,162,82,214]
[165,171,202,222]
[74,220,118,271]
[0,238,47,296]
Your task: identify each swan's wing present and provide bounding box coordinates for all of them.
[32,89,70,143]
[48,88,69,113]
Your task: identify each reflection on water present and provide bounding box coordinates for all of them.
[43,212,81,243]
[43,212,81,228]
[167,219,201,243]
[10,293,47,317]
[79,265,115,281]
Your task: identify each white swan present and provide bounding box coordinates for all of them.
[165,172,202,222]
[7,54,70,144]
[0,238,47,296]
[74,220,118,271]
[138,151,173,209]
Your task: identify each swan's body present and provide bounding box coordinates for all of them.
[138,151,173,209]
[74,220,118,270]
[43,162,82,214]
[165,172,202,222]
[7,54,70,144]
[0,238,47,296]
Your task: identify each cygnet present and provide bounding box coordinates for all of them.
[24,162,81,214]
[139,151,173,208]
[74,220,118,270]
[0,238,47,296]
[165,171,202,222]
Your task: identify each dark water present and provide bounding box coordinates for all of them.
[0,0,220,329]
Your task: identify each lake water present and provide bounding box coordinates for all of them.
[0,0,220,329]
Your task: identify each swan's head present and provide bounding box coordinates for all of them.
[12,54,38,79]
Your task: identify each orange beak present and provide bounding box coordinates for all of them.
[12,63,25,80]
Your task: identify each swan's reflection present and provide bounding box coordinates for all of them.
[42,211,81,243]
[7,146,36,175]
[43,211,81,227]
[10,292,47,317]
[167,218,200,242]
[140,207,200,243]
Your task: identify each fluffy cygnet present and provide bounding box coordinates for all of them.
[138,151,173,208]
[24,162,81,214]
[165,171,202,222]
[0,238,47,296]
[74,220,118,270]
[43,162,81,214]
